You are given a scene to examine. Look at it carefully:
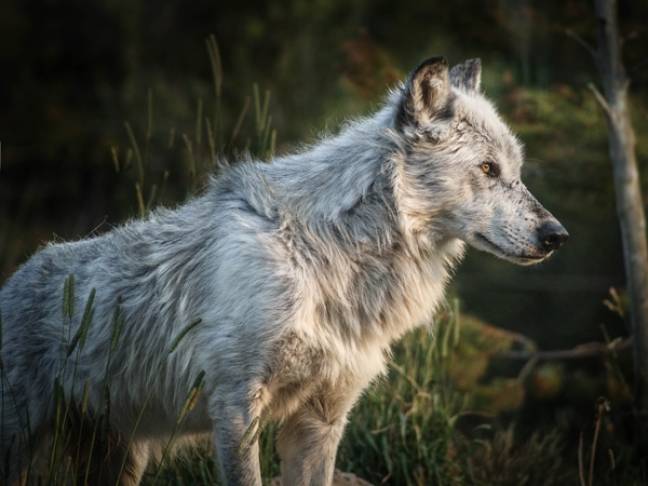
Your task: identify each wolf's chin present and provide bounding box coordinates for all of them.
[471,233,550,266]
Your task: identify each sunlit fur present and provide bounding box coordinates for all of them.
[0,58,565,485]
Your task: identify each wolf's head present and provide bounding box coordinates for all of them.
[391,57,568,265]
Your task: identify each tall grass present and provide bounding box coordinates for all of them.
[112,34,276,218]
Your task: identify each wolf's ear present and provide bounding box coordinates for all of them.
[449,58,481,92]
[397,56,451,130]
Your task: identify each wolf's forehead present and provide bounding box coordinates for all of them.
[456,92,523,168]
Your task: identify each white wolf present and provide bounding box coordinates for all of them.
[0,57,567,485]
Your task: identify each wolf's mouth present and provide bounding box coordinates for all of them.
[475,233,548,263]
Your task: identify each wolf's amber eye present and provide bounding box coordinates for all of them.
[480,161,499,177]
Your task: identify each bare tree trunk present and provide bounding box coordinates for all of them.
[592,0,648,441]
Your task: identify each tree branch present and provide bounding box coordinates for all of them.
[498,337,631,361]
[587,82,612,117]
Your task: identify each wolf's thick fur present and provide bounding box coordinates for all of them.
[0,58,567,485]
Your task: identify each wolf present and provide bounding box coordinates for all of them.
[0,57,568,485]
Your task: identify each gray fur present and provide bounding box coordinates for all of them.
[0,57,566,485]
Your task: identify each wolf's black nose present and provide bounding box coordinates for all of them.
[537,221,569,251]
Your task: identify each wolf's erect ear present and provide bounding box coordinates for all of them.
[397,56,451,130]
[449,58,481,92]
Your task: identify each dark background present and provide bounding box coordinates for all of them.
[1,0,647,352]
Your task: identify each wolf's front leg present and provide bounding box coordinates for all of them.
[212,400,263,486]
[277,388,359,486]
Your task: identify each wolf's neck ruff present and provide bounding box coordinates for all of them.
[220,99,465,351]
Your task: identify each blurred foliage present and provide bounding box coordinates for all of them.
[2,0,648,482]
[2,0,647,353]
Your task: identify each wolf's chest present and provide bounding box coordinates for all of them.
[262,240,464,418]
[263,330,387,420]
